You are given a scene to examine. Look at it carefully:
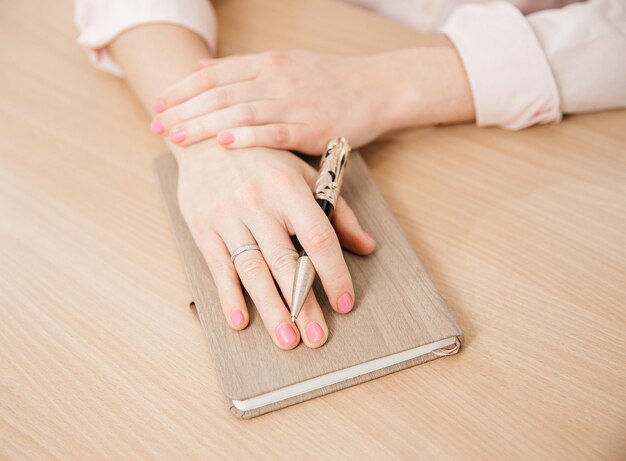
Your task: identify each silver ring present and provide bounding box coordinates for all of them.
[230,244,261,263]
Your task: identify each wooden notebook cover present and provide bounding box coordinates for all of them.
[155,152,462,419]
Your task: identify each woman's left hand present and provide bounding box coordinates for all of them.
[149,50,404,154]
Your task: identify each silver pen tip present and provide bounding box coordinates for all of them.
[290,255,316,325]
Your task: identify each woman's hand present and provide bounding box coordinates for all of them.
[176,139,375,349]
[150,50,413,154]
[150,47,474,154]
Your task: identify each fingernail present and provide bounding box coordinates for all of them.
[337,293,353,313]
[217,131,234,145]
[363,230,376,245]
[153,99,165,114]
[150,119,165,135]
[276,323,298,346]
[230,309,244,327]
[169,126,186,143]
[306,322,324,343]
[197,58,213,67]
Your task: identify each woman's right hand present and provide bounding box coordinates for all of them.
[175,139,376,350]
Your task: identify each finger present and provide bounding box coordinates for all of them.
[154,56,260,111]
[219,220,300,350]
[299,164,376,255]
[193,230,249,330]
[246,214,328,348]
[285,188,355,315]
[216,123,311,152]
[195,54,246,70]
[194,57,217,70]
[155,80,280,132]
[167,101,288,147]
[329,197,376,255]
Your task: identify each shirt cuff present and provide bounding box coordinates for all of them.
[75,0,217,77]
[440,2,562,130]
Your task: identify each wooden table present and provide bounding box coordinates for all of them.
[1,0,624,459]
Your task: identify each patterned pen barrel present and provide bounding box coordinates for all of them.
[290,137,351,322]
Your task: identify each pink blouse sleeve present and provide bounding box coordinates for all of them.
[441,2,561,130]
[75,0,218,77]
[527,0,626,114]
[441,0,626,130]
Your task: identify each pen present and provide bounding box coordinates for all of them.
[290,137,351,322]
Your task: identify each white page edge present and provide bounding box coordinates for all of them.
[231,336,457,412]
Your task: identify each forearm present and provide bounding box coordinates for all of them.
[109,24,212,116]
[378,43,475,133]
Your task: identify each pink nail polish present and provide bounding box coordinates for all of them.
[153,99,165,114]
[169,126,186,143]
[276,323,298,346]
[306,322,324,343]
[150,119,165,135]
[217,131,234,145]
[337,293,353,313]
[230,309,244,327]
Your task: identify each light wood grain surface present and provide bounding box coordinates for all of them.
[1,0,624,459]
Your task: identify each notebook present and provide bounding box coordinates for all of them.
[154,151,463,419]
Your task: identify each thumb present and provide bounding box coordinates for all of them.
[331,196,376,255]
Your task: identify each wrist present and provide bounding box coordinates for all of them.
[110,24,212,115]
[171,137,224,165]
[375,44,475,132]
